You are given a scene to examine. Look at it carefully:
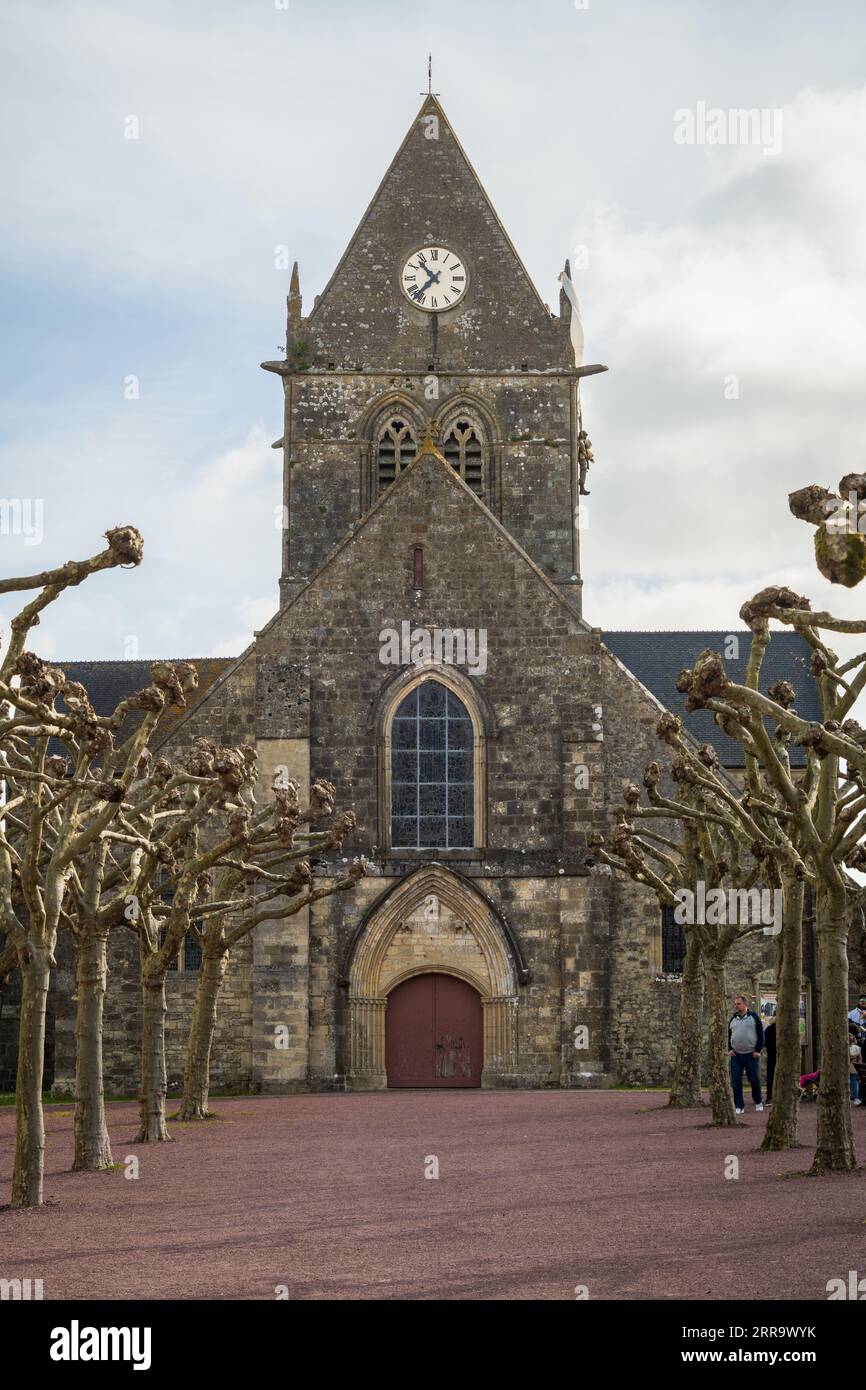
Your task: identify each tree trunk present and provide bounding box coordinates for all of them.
[11,945,51,1207]
[72,931,113,1171]
[178,945,228,1120]
[136,970,171,1143]
[811,882,856,1173]
[668,927,704,1107]
[761,879,803,1152]
[703,948,737,1126]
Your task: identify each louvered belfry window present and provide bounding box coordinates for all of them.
[443,420,483,494]
[377,418,417,491]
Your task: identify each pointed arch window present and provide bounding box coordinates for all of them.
[390,680,474,849]
[377,418,417,492]
[443,420,484,494]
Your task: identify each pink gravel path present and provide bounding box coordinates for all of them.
[0,1091,862,1300]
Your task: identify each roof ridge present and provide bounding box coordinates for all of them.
[53,656,234,665]
[604,629,804,637]
[603,628,753,635]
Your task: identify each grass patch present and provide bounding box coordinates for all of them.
[1,1090,255,1108]
[0,1092,79,1107]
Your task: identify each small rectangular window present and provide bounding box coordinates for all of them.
[184,933,202,973]
[661,905,686,974]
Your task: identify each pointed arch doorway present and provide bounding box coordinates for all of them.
[344,865,522,1090]
[386,972,483,1087]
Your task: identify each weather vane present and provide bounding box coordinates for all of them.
[422,53,439,97]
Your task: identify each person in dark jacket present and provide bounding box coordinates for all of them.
[728,994,764,1114]
[764,1016,776,1105]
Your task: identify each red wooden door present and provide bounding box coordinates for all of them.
[386,974,483,1087]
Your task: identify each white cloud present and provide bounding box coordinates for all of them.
[0,423,280,660]
[579,84,866,629]
[3,3,866,663]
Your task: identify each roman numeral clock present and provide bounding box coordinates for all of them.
[401,245,468,311]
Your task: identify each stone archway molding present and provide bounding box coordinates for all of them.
[345,864,522,1089]
[374,662,492,850]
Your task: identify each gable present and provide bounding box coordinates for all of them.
[252,447,600,850]
[299,97,570,371]
[259,443,590,656]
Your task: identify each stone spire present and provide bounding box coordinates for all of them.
[286,261,302,346]
[559,258,572,326]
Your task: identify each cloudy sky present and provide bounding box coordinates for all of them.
[1,0,865,662]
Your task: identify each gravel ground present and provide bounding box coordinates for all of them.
[0,1090,862,1301]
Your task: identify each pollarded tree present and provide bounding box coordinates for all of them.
[666,925,704,1110]
[101,743,363,1136]
[674,580,866,1172]
[0,528,145,1205]
[1,610,236,1172]
[177,785,365,1121]
[2,656,203,1172]
[590,723,805,1131]
[1,534,365,1189]
[48,722,360,1150]
[789,474,866,588]
[671,606,812,1155]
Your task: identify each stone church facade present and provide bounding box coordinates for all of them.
[36,94,799,1099]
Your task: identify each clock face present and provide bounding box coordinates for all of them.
[400,245,467,312]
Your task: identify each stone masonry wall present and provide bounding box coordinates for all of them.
[597,643,775,1085]
[285,371,577,592]
[299,96,570,374]
[52,929,253,1099]
[309,868,606,1090]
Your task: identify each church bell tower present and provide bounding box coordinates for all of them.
[262,92,606,616]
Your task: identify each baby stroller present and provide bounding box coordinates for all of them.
[799,1069,820,1102]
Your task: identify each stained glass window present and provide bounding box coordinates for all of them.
[391,681,474,848]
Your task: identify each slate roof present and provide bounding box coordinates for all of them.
[53,658,234,746]
[603,630,821,767]
[52,631,822,770]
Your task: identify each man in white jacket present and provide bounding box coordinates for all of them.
[728,994,765,1115]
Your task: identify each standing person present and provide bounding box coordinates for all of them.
[847,996,866,1046]
[849,1024,863,1106]
[728,994,764,1115]
[847,994,866,1023]
[764,1016,776,1106]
